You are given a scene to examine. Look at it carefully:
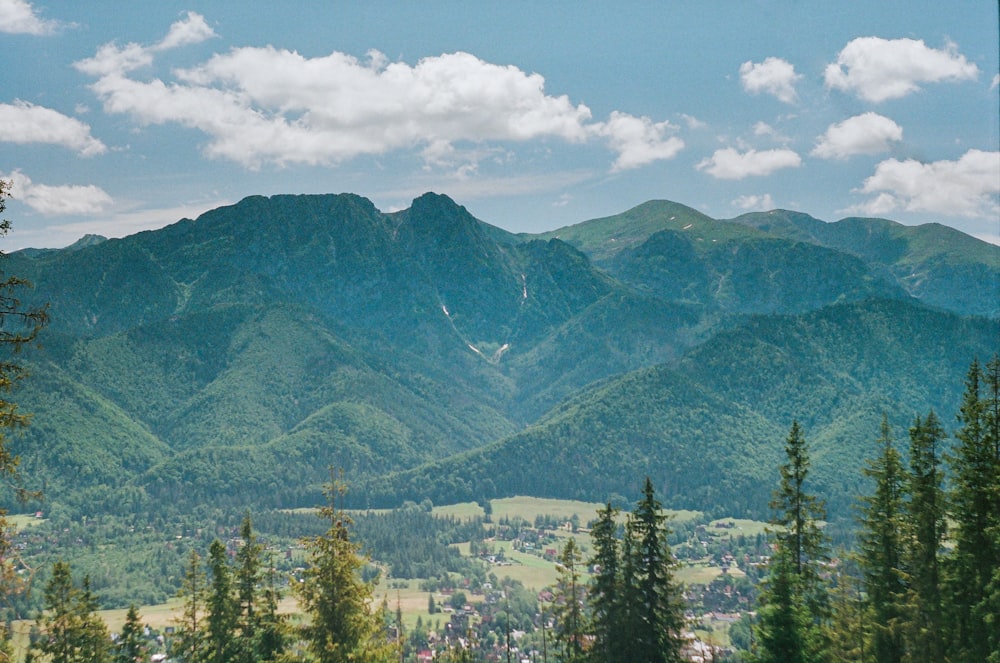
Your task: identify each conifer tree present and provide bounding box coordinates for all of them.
[905,411,946,663]
[552,538,586,663]
[33,562,111,663]
[205,539,239,662]
[753,421,830,663]
[0,179,48,651]
[625,478,684,663]
[171,550,206,663]
[114,604,149,663]
[946,357,1000,662]
[856,415,906,663]
[587,502,622,663]
[296,471,395,663]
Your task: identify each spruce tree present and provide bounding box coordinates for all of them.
[587,502,622,663]
[296,471,395,663]
[946,357,1000,662]
[856,415,906,663]
[114,604,149,663]
[205,539,239,662]
[753,421,830,663]
[33,562,111,663]
[171,550,206,663]
[626,478,684,663]
[905,411,946,663]
[552,538,586,663]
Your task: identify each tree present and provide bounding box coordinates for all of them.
[114,604,149,663]
[171,550,206,663]
[753,421,830,663]
[587,502,622,663]
[946,356,1000,662]
[623,478,684,663]
[551,538,586,663]
[32,562,111,663]
[0,179,48,649]
[295,471,395,663]
[233,513,286,662]
[856,415,906,663]
[904,411,946,663]
[205,539,239,662]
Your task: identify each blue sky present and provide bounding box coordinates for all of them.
[1,0,997,249]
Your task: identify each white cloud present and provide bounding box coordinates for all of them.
[824,37,979,102]
[74,17,678,173]
[847,149,1000,217]
[811,112,902,160]
[0,101,107,155]
[0,0,58,35]
[678,113,706,130]
[595,111,684,171]
[4,171,113,215]
[154,11,215,51]
[992,74,1000,91]
[739,57,801,103]
[732,194,775,211]
[696,147,801,179]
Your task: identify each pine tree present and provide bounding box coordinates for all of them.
[296,471,395,663]
[587,502,622,663]
[904,411,946,663]
[856,415,906,663]
[552,538,586,663]
[114,604,149,663]
[946,357,1000,662]
[753,421,830,663]
[235,514,262,662]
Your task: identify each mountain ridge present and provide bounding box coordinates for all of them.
[4,192,997,517]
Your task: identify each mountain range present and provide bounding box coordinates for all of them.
[4,192,998,518]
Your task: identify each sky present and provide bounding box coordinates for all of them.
[1,1,998,250]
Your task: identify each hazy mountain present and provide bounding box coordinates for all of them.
[3,193,996,516]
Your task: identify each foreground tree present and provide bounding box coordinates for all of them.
[946,356,1000,662]
[587,480,684,663]
[587,502,622,663]
[113,604,149,663]
[904,411,946,663]
[205,539,239,662]
[856,415,907,663]
[0,179,48,649]
[623,478,684,663]
[171,550,206,663]
[296,472,395,663]
[753,421,830,663]
[32,562,110,663]
[551,538,586,663]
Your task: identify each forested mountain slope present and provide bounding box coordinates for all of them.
[3,192,996,516]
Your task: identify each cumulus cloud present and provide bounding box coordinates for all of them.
[0,0,59,35]
[811,112,902,160]
[732,194,775,211]
[847,149,999,217]
[4,171,113,215]
[740,57,801,103]
[74,15,678,172]
[0,101,107,155]
[824,37,979,102]
[696,147,801,179]
[595,111,684,171]
[155,11,215,51]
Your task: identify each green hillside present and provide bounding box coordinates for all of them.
[3,192,996,519]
